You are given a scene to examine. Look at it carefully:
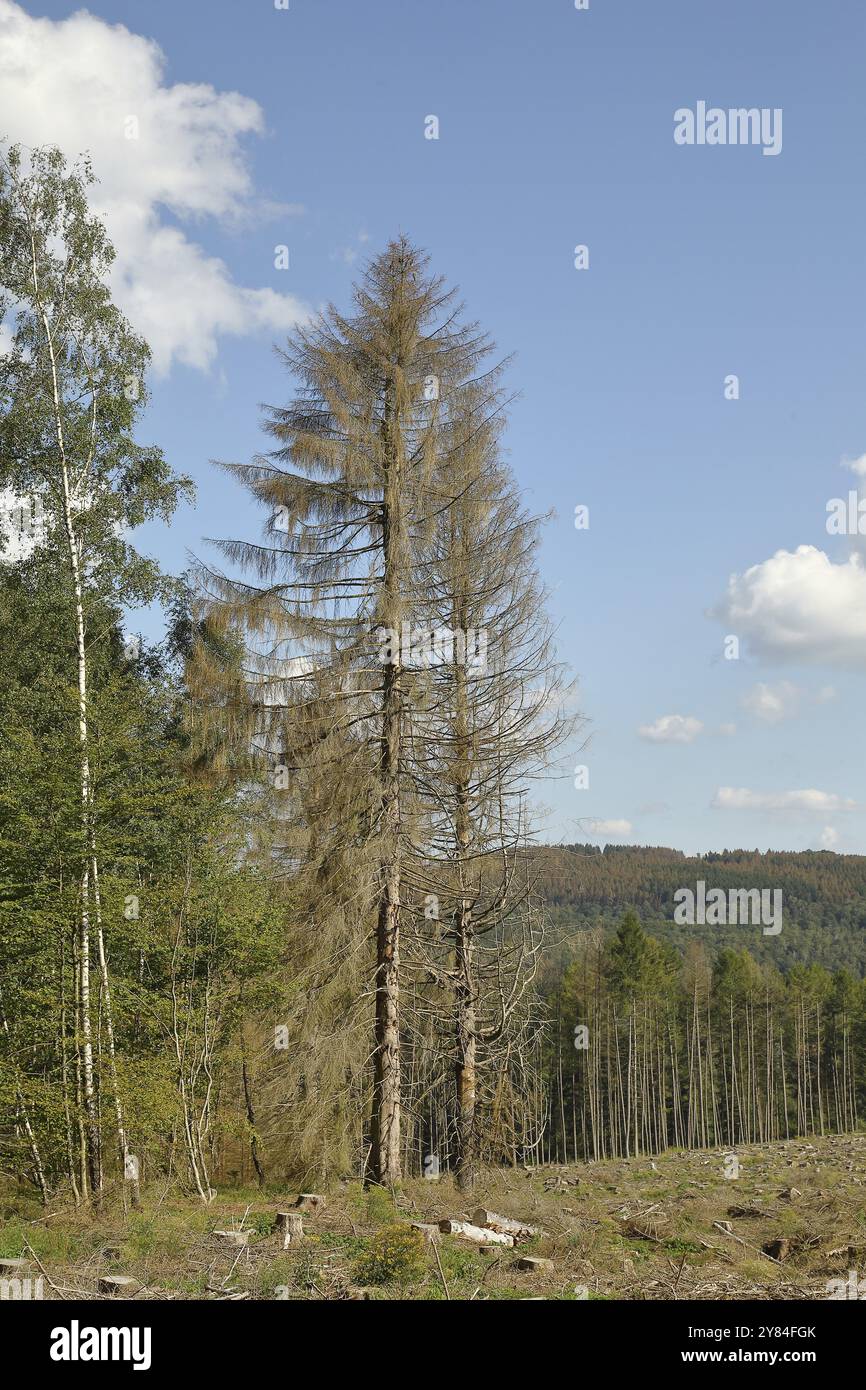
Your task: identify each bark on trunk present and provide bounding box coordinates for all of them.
[455,919,477,1191]
[369,371,403,1187]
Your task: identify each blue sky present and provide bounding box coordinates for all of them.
[5,0,866,854]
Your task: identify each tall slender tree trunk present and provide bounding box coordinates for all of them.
[59,932,82,1205]
[455,917,477,1190]
[91,856,139,1208]
[58,393,102,1199]
[370,374,404,1187]
[241,1044,266,1189]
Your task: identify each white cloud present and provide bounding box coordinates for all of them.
[713,545,866,668]
[712,787,858,814]
[741,681,837,723]
[588,818,633,837]
[819,825,839,849]
[741,680,800,724]
[638,714,703,744]
[0,0,308,373]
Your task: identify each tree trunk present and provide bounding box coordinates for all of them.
[455,916,477,1190]
[370,372,404,1187]
[242,1044,266,1188]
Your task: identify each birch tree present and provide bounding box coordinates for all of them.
[0,144,191,1201]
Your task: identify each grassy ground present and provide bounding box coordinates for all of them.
[2,1134,864,1300]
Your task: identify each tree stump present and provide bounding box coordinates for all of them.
[763,1238,790,1261]
[293,1194,326,1214]
[213,1229,252,1248]
[99,1275,141,1296]
[275,1212,305,1249]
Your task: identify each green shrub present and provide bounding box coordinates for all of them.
[354,1223,426,1286]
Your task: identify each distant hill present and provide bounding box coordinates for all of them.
[534,843,866,976]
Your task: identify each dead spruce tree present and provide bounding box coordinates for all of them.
[404,381,578,1189]
[197,239,489,1185]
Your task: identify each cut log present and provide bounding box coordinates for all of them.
[472,1208,539,1239]
[213,1229,252,1247]
[293,1193,326,1213]
[0,1257,30,1276]
[517,1256,554,1272]
[438,1220,513,1246]
[410,1222,441,1246]
[275,1212,305,1249]
[99,1275,141,1296]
